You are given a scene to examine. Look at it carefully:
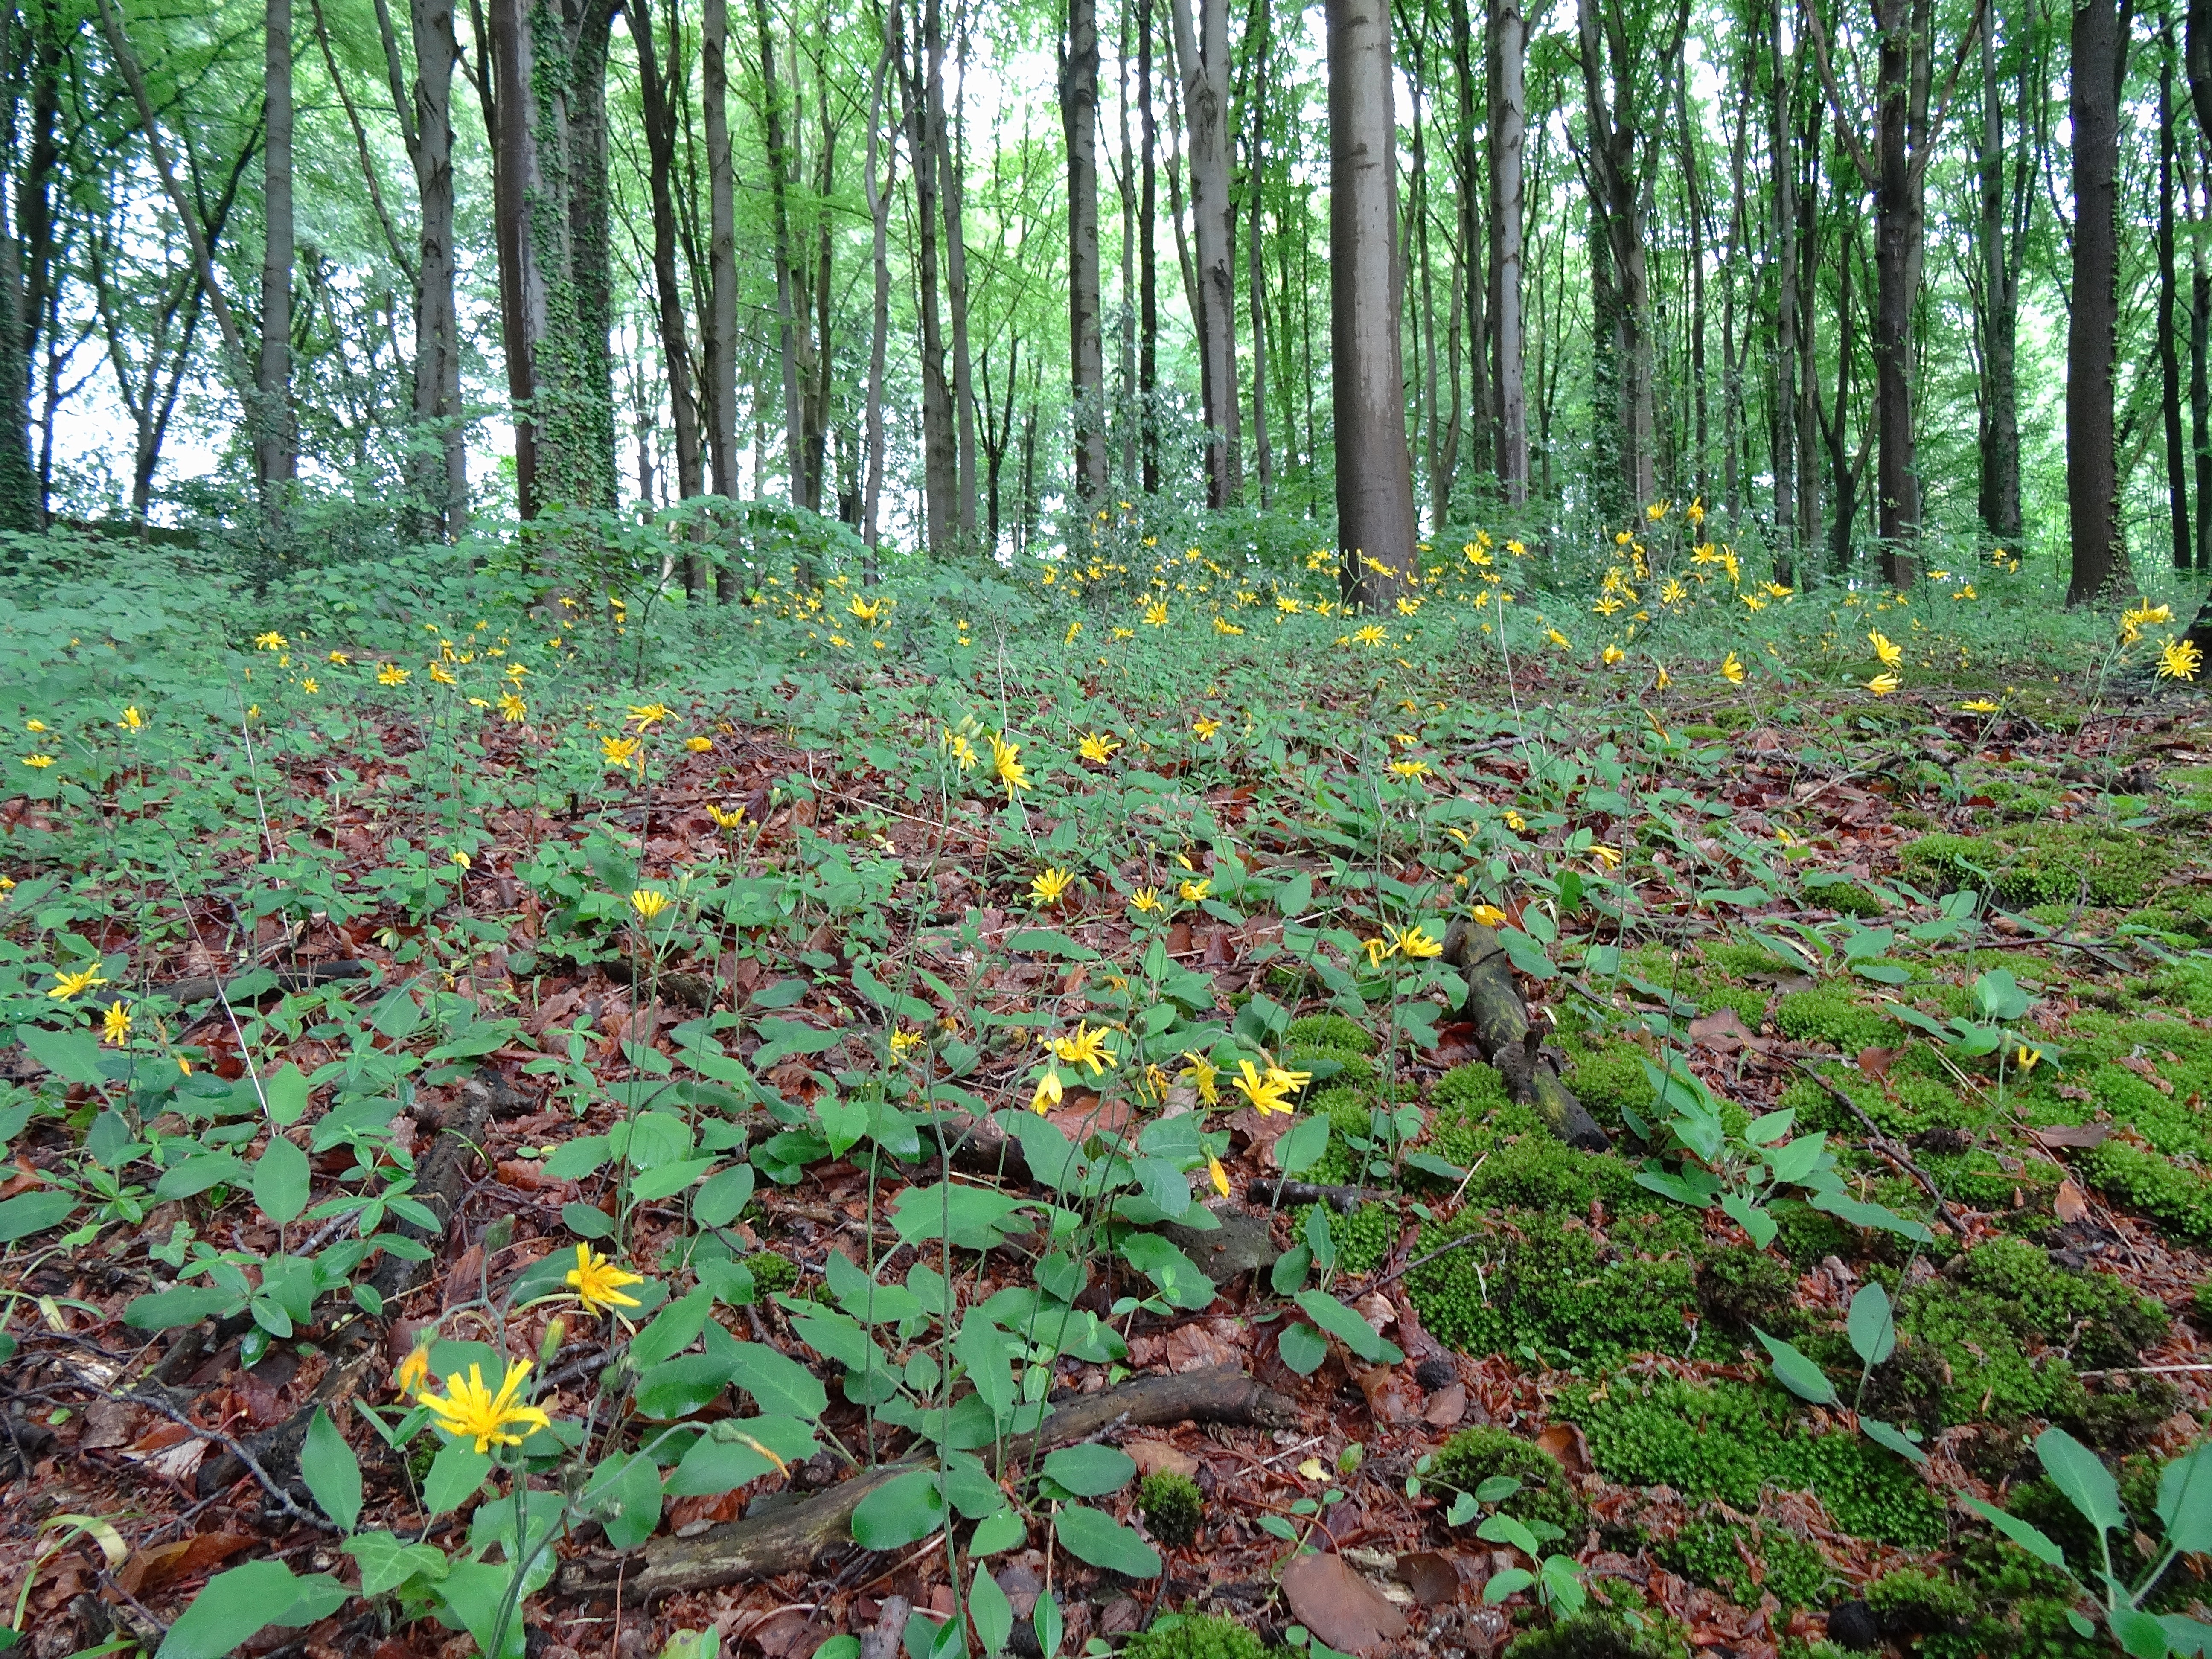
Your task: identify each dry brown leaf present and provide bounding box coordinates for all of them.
[1856,1046,1899,1083]
[2055,1179,2091,1223]
[1396,1550,1470,1607]
[1422,1382,1469,1427]
[1280,1551,1410,1655]
[117,1530,256,1597]
[2031,1123,2112,1149]
[1167,1322,1240,1373]
[1535,1420,1592,1474]
[1126,1439,1200,1479]
[1355,1365,1419,1424]
[1688,1007,1769,1053]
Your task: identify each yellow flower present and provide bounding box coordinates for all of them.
[566,1243,644,1316]
[629,888,671,923]
[1960,698,2001,714]
[428,663,458,686]
[1503,811,1527,832]
[1231,1059,1297,1116]
[627,702,672,730]
[505,662,529,682]
[253,631,288,651]
[1350,624,1387,646]
[1130,886,1162,914]
[1546,628,1571,649]
[48,965,107,1000]
[989,733,1030,794]
[1079,732,1121,764]
[1206,1150,1231,1197]
[1719,652,1745,685]
[1469,902,1508,928]
[889,1027,924,1056]
[1655,666,1671,690]
[118,707,145,731]
[451,850,472,870]
[1143,600,1170,626]
[848,596,887,625]
[1050,1021,1117,1075]
[497,693,527,722]
[1646,500,1670,521]
[101,1000,131,1045]
[301,678,320,695]
[1867,671,1902,697]
[2015,1044,2043,1074]
[1064,620,1083,646]
[20,754,52,769]
[1391,923,1444,959]
[685,736,714,753]
[395,1345,431,1397]
[1192,716,1221,739]
[417,1359,552,1454]
[23,719,45,731]
[1177,1051,1220,1105]
[1589,845,1622,869]
[1388,758,1431,778]
[1179,877,1210,903]
[1030,1068,1065,1114]
[1362,935,1395,967]
[327,650,351,664]
[1601,645,1626,666]
[376,663,409,686]
[2158,636,2204,681]
[943,730,977,770]
[1031,867,1076,905]
[1867,630,1903,669]
[707,802,748,830]
[1211,615,1244,636]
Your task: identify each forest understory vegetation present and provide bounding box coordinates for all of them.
[2,515,2211,1659]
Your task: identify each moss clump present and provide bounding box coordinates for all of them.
[1135,1470,1203,1547]
[1698,1244,1804,1336]
[1284,1013,1376,1054]
[1562,1040,1659,1132]
[1407,1204,1699,1364]
[1945,1237,2168,1367]
[1464,1134,1638,1212]
[1503,1614,1671,1659]
[1663,1516,1833,1610]
[1429,1061,1546,1165]
[1817,882,1892,919]
[1899,824,2172,908]
[1121,1613,1263,1659]
[1303,1083,1381,1184]
[1570,1375,1946,1547]
[1864,1568,1979,1645]
[1774,988,1894,1054]
[742,1251,799,1298]
[1769,1197,1862,1266]
[1428,1426,1585,1538]
[2078,1139,2212,1242]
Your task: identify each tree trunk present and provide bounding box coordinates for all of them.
[1795,101,1819,557]
[932,3,977,537]
[261,0,296,503]
[2194,208,2212,571]
[902,0,956,547]
[1329,0,1417,610]
[1869,0,1924,582]
[1246,0,1272,508]
[754,0,807,504]
[1171,0,1240,505]
[1118,0,1138,486]
[563,0,618,509]
[1975,7,2021,542]
[2164,31,2192,573]
[1453,0,1489,484]
[863,20,894,550]
[0,8,37,532]
[627,0,704,577]
[2066,0,2125,605]
[1139,0,1160,494]
[1489,0,1528,504]
[1769,0,1796,574]
[1064,0,1109,501]
[1679,74,1706,505]
[703,0,739,500]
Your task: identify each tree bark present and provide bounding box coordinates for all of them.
[1064,0,1109,502]
[2194,195,2212,572]
[2066,0,2125,604]
[261,0,296,503]
[1769,0,1796,575]
[754,0,807,506]
[1974,6,2021,542]
[863,19,894,550]
[1139,0,1160,494]
[1171,0,1240,506]
[0,5,38,532]
[627,0,704,577]
[2164,32,2193,573]
[932,4,976,538]
[1330,0,1417,611]
[703,0,740,504]
[1246,0,1272,508]
[900,0,956,548]
[1489,0,1528,504]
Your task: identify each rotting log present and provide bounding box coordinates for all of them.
[156,959,370,1005]
[553,1363,1301,1601]
[1440,918,1609,1151]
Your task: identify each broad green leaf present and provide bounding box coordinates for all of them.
[1054,1503,1161,1577]
[1483,1568,1537,1603]
[1847,1282,1897,1368]
[19,1026,107,1086]
[1295,1289,1405,1365]
[665,1417,819,1495]
[695,1163,757,1228]
[1754,1327,1839,1407]
[588,1451,665,1551]
[1961,1495,2069,1568]
[262,1062,311,1126]
[0,1190,76,1243]
[253,1136,312,1225]
[1039,1444,1136,1498]
[1718,1192,1776,1248]
[154,1152,248,1200]
[1034,1595,1065,1659]
[851,1467,945,1550]
[2110,1605,2171,1659]
[125,1283,247,1329]
[1476,1513,1541,1554]
[155,1560,346,1659]
[422,1441,492,1514]
[1274,1112,1332,1176]
[2037,1427,2125,1535]
[2157,1442,2212,1554]
[1806,1189,1934,1243]
[969,1505,1028,1555]
[1120,1232,1217,1311]
[299,1408,362,1532]
[1278,1321,1329,1376]
[342,1531,451,1596]
[431,1559,528,1659]
[970,1562,1015,1655]
[629,1288,713,1368]
[729,1340,830,1418]
[1858,1417,1927,1465]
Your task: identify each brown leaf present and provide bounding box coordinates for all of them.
[1535,1420,1592,1475]
[1355,1365,1419,1424]
[1856,1046,1899,1083]
[1167,1322,1240,1374]
[81,1400,135,1451]
[117,1530,256,1597]
[2055,1179,2091,1223]
[1688,1007,1770,1054]
[1280,1551,1410,1655]
[2029,1123,2112,1149]
[1397,1551,1470,1607]
[1126,1439,1200,1479]
[1047,1092,1133,1149]
[1422,1382,1469,1427]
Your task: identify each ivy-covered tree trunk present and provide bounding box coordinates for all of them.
[1062,0,1109,503]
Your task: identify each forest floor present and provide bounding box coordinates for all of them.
[3,532,2211,1659]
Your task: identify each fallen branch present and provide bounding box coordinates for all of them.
[1246,1179,1389,1214]
[153,960,370,1006]
[1441,920,1609,1150]
[553,1364,1300,1601]
[1783,1058,1970,1237]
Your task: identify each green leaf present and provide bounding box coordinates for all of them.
[155,1560,346,1659]
[890,1182,1028,1250]
[2110,1605,2172,1659]
[544,1135,613,1180]
[852,1467,945,1551]
[253,1137,312,1225]
[1295,1290,1405,1365]
[562,1200,616,1238]
[632,1156,717,1201]
[2036,1427,2125,1535]
[1039,1444,1136,1498]
[970,1562,1015,1655]
[1846,1282,1897,1368]
[728,1340,830,1419]
[817,1094,869,1159]
[124,1283,247,1329]
[1718,1192,1777,1248]
[1054,1503,1161,1577]
[1483,1568,1537,1604]
[1961,1495,2069,1569]
[1278,1321,1330,1376]
[0,1190,76,1243]
[2156,1442,2212,1554]
[19,1026,107,1086]
[1806,1189,1934,1243]
[665,1417,819,1495]
[588,1451,666,1551]
[1274,1112,1332,1176]
[630,1288,714,1368]
[154,1152,249,1201]
[431,1558,529,1659]
[1753,1327,1839,1407]
[422,1441,492,1515]
[342,1531,451,1597]
[1858,1417,1928,1465]
[1119,1232,1217,1311]
[695,1163,757,1228]
[1973,968,2032,1023]
[969,1505,1028,1555]
[262,1062,311,1126]
[633,1350,740,1419]
[1034,1595,1065,1659]
[300,1408,362,1532]
[1477,1513,1542,1554]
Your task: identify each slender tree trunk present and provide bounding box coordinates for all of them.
[1139,0,1160,494]
[1064,0,1109,501]
[261,0,296,504]
[0,7,37,532]
[2194,199,2212,571]
[564,1,618,508]
[902,0,956,549]
[1976,7,2021,541]
[1171,0,1240,504]
[1679,76,1707,504]
[1490,0,1528,504]
[1408,53,1441,530]
[1330,0,1416,609]
[628,0,704,577]
[1118,0,1138,486]
[1724,46,1747,526]
[1454,0,1489,484]
[1795,103,1819,555]
[1769,0,1796,574]
[2165,32,2193,572]
[1246,0,1272,508]
[934,5,976,537]
[755,0,806,503]
[1869,0,1925,582]
[483,0,542,515]
[863,19,893,549]
[704,0,739,498]
[2066,0,2125,604]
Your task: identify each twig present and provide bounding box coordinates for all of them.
[122,1388,343,1534]
[1784,1058,1971,1237]
[2075,1363,2212,1380]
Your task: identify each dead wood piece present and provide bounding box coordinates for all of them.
[601,953,718,1010]
[155,960,370,1006]
[1246,1180,1387,1214]
[552,1364,1299,1601]
[1440,919,1609,1150]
